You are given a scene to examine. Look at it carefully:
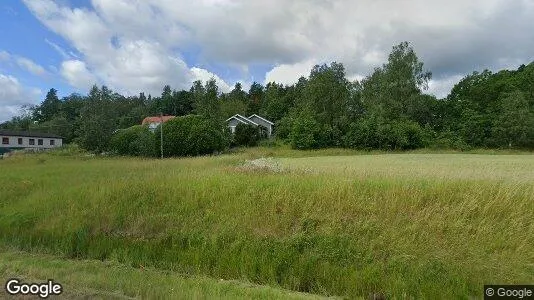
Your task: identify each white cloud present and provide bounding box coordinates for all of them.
[0,50,48,77]
[45,39,72,59]
[264,60,317,85]
[60,60,98,90]
[0,51,10,62]
[21,0,534,99]
[0,73,41,122]
[15,57,47,76]
[428,75,465,99]
[24,0,199,96]
[190,67,232,93]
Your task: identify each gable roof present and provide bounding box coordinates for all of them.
[248,114,274,125]
[0,130,63,139]
[142,116,176,125]
[225,114,259,126]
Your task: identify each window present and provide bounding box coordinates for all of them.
[1,137,8,145]
[18,138,23,145]
[50,139,55,146]
[38,139,43,145]
[29,139,35,145]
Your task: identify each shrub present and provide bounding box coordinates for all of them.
[110,125,156,157]
[273,117,291,140]
[431,130,471,151]
[154,115,230,157]
[289,113,323,150]
[343,117,430,150]
[233,123,261,147]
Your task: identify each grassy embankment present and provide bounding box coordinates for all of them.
[0,249,325,299]
[0,147,533,298]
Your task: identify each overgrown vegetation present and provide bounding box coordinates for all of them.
[1,151,532,298]
[109,125,156,157]
[0,250,325,299]
[233,123,262,147]
[153,115,230,157]
[2,42,533,154]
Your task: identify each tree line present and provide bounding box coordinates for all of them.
[2,41,533,153]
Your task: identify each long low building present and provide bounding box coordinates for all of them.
[0,130,63,151]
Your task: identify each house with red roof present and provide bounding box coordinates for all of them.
[142,116,176,131]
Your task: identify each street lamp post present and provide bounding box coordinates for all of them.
[160,112,164,159]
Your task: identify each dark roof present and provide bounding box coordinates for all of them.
[0,130,63,139]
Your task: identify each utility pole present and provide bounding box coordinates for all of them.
[160,112,164,159]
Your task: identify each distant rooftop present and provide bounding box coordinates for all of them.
[0,130,63,139]
[142,116,176,125]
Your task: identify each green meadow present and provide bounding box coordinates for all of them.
[1,148,533,298]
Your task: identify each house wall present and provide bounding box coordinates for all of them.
[148,122,160,131]
[227,118,245,134]
[0,135,63,149]
[227,118,244,127]
[248,116,273,136]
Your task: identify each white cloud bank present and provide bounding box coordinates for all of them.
[0,73,41,121]
[17,0,534,99]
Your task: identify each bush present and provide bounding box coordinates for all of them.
[431,130,471,151]
[110,125,156,157]
[233,123,261,147]
[275,116,293,140]
[154,115,230,157]
[343,117,431,150]
[289,113,324,150]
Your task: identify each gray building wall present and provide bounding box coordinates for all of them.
[0,135,63,149]
[228,118,246,133]
[248,116,273,137]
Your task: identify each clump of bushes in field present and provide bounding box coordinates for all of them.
[342,117,432,150]
[154,115,230,157]
[110,115,230,157]
[233,123,262,147]
[110,125,156,157]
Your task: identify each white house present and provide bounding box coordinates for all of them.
[0,130,63,151]
[248,114,274,137]
[225,114,274,137]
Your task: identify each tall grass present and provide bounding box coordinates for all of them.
[0,151,533,298]
[0,249,327,299]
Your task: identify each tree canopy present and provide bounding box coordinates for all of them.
[2,41,533,153]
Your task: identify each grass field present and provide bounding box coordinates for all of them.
[0,249,326,299]
[0,148,533,298]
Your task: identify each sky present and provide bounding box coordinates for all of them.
[1,0,534,122]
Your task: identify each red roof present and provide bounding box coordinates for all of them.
[142,116,176,125]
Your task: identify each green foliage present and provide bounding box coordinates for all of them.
[233,123,261,147]
[431,130,471,151]
[275,116,294,140]
[343,117,430,150]
[247,82,264,115]
[29,116,74,143]
[110,125,156,157]
[261,82,291,121]
[33,88,62,123]
[361,42,432,121]
[492,90,534,148]
[3,42,534,152]
[193,79,221,119]
[0,251,318,299]
[75,86,118,152]
[154,115,230,157]
[289,112,324,150]
[220,83,248,119]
